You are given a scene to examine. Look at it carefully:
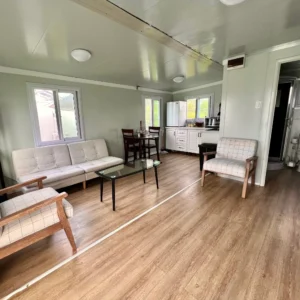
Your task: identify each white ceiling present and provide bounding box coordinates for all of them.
[0,0,300,91]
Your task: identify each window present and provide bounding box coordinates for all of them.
[28,84,84,146]
[186,95,213,120]
[144,97,161,129]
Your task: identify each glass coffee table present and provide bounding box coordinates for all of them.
[95,159,161,211]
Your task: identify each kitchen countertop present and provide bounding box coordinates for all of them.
[165,127,219,132]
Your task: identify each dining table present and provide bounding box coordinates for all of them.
[124,134,160,163]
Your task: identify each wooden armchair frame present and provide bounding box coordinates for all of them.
[201,152,258,199]
[0,176,76,259]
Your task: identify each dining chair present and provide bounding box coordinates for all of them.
[144,127,160,159]
[122,129,140,163]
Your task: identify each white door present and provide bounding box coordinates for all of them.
[188,130,201,153]
[166,129,176,150]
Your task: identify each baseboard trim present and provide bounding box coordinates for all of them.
[4,175,206,299]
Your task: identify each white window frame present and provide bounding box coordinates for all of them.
[27,83,85,147]
[185,93,214,120]
[142,95,163,129]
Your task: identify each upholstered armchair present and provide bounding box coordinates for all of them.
[201,138,258,198]
[0,176,76,259]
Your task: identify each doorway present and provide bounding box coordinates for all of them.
[268,82,292,161]
[267,60,300,171]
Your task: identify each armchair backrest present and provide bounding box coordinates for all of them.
[216,138,258,161]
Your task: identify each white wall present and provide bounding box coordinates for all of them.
[0,73,172,178]
[220,43,300,186]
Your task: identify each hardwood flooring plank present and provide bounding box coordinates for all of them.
[5,163,300,300]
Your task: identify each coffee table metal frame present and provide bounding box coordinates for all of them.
[95,160,160,211]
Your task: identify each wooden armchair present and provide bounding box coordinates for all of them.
[0,176,76,259]
[201,138,258,198]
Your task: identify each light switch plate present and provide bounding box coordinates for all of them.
[255,101,262,109]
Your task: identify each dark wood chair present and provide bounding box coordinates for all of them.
[144,127,160,159]
[122,129,140,163]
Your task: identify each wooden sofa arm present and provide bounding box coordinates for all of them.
[0,192,68,227]
[246,156,258,163]
[203,151,217,163]
[0,176,47,196]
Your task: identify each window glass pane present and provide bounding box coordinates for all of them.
[197,97,210,118]
[58,92,80,139]
[34,89,60,142]
[186,98,196,119]
[153,100,160,127]
[145,98,152,129]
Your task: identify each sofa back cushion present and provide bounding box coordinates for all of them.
[68,139,109,165]
[216,137,258,161]
[12,145,72,178]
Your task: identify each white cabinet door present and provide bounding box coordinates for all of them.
[166,129,176,150]
[188,130,201,153]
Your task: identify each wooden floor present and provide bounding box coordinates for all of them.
[0,153,201,299]
[3,155,300,300]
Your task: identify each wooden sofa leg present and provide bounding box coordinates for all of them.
[83,181,86,190]
[242,176,248,199]
[57,200,77,253]
[201,169,206,187]
[251,171,256,186]
[63,220,77,254]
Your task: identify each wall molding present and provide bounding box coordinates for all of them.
[172,81,223,95]
[0,66,172,94]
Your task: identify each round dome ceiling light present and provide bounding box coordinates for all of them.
[71,49,92,62]
[219,0,246,5]
[173,76,185,83]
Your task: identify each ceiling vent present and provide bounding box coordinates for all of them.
[227,54,245,70]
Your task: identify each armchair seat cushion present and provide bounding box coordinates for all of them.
[0,187,73,247]
[204,158,246,177]
[77,156,123,173]
[17,165,84,186]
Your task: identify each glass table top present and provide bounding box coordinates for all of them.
[95,159,161,179]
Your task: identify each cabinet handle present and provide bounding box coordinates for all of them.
[174,131,175,136]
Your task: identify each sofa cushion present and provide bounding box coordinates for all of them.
[12,145,72,178]
[0,187,73,247]
[18,165,84,185]
[77,156,124,173]
[204,158,246,177]
[68,139,109,165]
[216,138,257,161]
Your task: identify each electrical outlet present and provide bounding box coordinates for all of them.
[255,101,262,109]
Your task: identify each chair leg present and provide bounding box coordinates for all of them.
[56,200,77,253]
[242,174,249,199]
[148,147,151,158]
[201,169,206,187]
[63,220,77,254]
[251,171,256,186]
[134,149,137,160]
[82,181,86,190]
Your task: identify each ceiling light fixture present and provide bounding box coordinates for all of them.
[173,76,185,83]
[219,0,246,6]
[71,49,92,62]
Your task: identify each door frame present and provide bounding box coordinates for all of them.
[260,55,300,186]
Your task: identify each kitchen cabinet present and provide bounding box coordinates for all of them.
[166,128,220,153]
[166,128,176,150]
[175,129,187,151]
[187,130,202,153]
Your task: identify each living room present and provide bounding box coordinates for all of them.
[1,0,300,299]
